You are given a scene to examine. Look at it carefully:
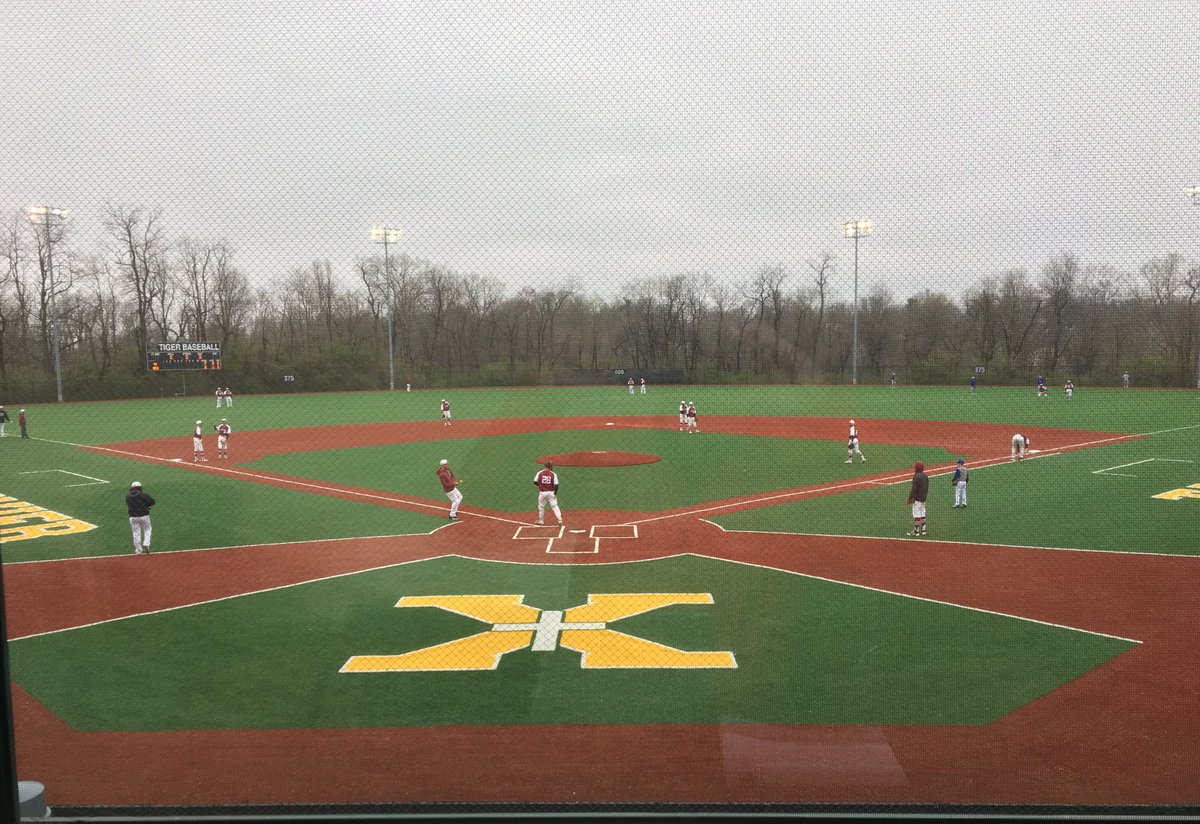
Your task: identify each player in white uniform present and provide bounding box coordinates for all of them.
[678,401,687,431]
[627,378,635,395]
[441,399,452,426]
[534,461,564,525]
[215,387,223,409]
[215,418,231,459]
[845,419,866,463]
[640,378,647,394]
[685,402,698,433]
[192,420,208,462]
[223,387,233,407]
[1064,380,1074,399]
[1011,433,1030,461]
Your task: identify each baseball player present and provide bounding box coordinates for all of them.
[906,462,929,536]
[0,405,7,437]
[214,418,231,460]
[126,481,156,555]
[18,409,28,439]
[640,377,647,394]
[685,402,698,433]
[1123,371,1131,389]
[890,371,897,388]
[1037,384,1047,399]
[215,387,224,409]
[845,419,866,463]
[970,375,977,393]
[1011,433,1030,461]
[627,378,635,395]
[223,387,233,407]
[534,461,564,525]
[951,458,969,508]
[678,401,687,431]
[437,459,462,520]
[1064,380,1074,399]
[192,420,208,462]
[441,399,452,426]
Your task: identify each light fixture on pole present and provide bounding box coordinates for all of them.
[1188,186,1200,386]
[840,218,874,385]
[369,225,402,391]
[27,205,69,403]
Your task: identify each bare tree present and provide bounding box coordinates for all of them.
[807,252,835,380]
[1039,253,1079,374]
[103,205,167,363]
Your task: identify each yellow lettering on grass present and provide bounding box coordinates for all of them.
[1,519,96,542]
[0,494,97,542]
[1153,483,1200,501]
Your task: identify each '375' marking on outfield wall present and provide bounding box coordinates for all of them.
[0,495,97,542]
[1153,484,1200,501]
[342,593,737,672]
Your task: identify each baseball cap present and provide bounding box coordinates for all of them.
[956,458,965,464]
[20,408,25,412]
[131,481,142,488]
[439,459,448,465]
[914,462,925,472]
[849,419,855,424]
[221,418,227,421]
[195,419,202,424]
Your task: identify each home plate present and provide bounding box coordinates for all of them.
[569,529,586,534]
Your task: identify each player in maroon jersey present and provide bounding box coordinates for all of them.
[533,461,563,526]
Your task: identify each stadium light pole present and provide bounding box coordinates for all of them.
[27,205,69,402]
[369,225,402,391]
[1188,185,1200,387]
[841,218,874,385]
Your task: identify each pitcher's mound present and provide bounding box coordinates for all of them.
[536,450,661,468]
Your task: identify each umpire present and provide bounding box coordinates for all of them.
[126,481,156,555]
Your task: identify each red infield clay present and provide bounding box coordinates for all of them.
[12,414,1195,809]
[536,449,661,467]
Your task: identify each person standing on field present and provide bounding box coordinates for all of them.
[1064,380,1074,399]
[215,387,224,409]
[640,377,647,394]
[890,371,897,388]
[0,405,8,437]
[1123,371,1131,389]
[223,387,233,407]
[534,461,564,526]
[906,462,929,537]
[440,398,452,426]
[437,459,462,520]
[627,378,635,395]
[18,409,29,439]
[951,458,969,508]
[678,401,687,431]
[1011,433,1030,461]
[845,419,866,463]
[126,481,156,555]
[215,418,231,460]
[685,402,698,433]
[192,420,208,462]
[970,375,976,393]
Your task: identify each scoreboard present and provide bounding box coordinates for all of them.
[147,342,221,371]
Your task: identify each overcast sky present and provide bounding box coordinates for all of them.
[3,0,1198,300]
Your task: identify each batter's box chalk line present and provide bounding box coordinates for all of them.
[510,523,639,554]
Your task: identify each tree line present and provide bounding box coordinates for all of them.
[2,205,1198,402]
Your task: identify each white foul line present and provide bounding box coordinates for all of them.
[30,436,529,527]
[1093,458,1196,476]
[623,422,1200,526]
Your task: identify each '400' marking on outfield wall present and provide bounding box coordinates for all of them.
[1153,483,1200,501]
[0,494,97,542]
[341,593,737,672]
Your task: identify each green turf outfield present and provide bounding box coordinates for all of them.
[243,429,954,514]
[8,554,1134,730]
[0,439,447,563]
[710,428,1200,555]
[12,384,1200,444]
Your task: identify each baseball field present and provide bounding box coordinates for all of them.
[3,383,1199,811]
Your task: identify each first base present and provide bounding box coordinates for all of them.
[605,422,615,426]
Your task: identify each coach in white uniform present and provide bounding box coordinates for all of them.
[1011,433,1030,461]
